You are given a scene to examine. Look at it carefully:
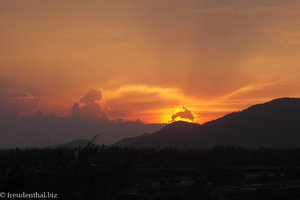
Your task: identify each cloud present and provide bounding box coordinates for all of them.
[105,84,183,122]
[71,102,102,120]
[0,88,165,148]
[224,80,300,101]
[79,89,102,104]
[111,84,176,96]
[71,89,106,120]
[261,27,300,46]
[0,79,39,115]
[9,92,39,100]
[169,106,195,123]
[195,5,300,16]
[0,110,164,148]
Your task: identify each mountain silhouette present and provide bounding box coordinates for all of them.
[58,139,98,149]
[114,121,200,147]
[114,98,300,148]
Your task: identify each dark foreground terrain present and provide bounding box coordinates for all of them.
[1,146,300,200]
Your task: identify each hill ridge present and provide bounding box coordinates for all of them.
[114,98,300,148]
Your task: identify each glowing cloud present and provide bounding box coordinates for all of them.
[169,106,196,123]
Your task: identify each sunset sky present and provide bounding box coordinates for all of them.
[1,0,300,124]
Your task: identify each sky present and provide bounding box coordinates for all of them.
[1,0,300,124]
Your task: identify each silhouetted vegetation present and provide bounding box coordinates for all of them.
[1,146,300,199]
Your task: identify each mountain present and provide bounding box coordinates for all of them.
[58,139,98,149]
[114,98,300,148]
[114,121,200,147]
[114,133,150,147]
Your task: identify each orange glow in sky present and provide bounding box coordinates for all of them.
[1,1,300,124]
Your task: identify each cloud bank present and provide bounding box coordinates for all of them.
[71,89,107,120]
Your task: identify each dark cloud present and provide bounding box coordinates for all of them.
[71,102,102,120]
[0,111,164,148]
[0,88,164,148]
[79,89,102,104]
[169,106,195,123]
[71,89,106,120]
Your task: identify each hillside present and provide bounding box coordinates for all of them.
[114,98,300,148]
